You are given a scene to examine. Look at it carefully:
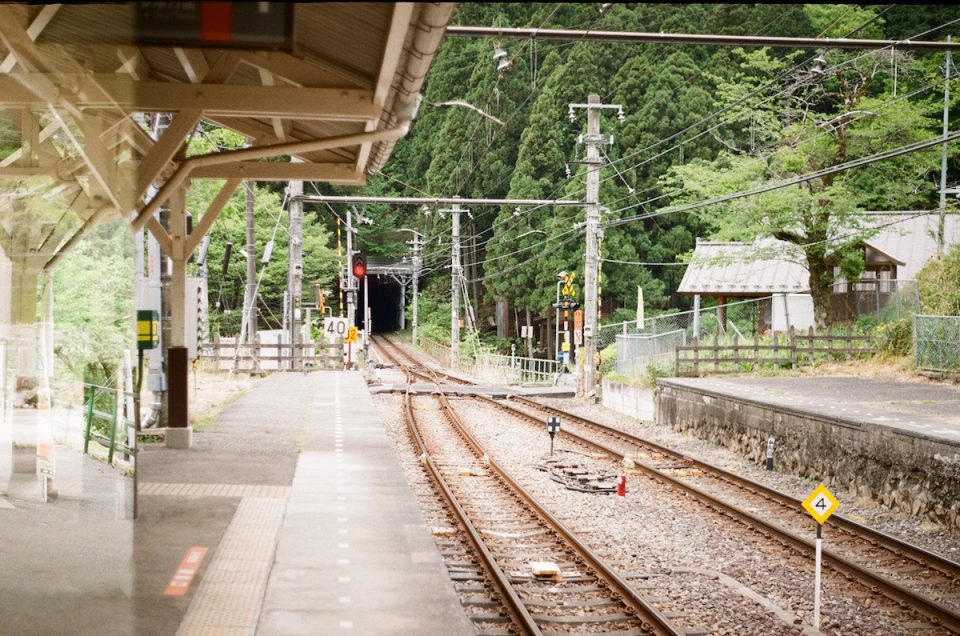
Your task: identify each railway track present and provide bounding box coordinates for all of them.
[377,335,686,634]
[374,334,960,632]
[372,334,473,385]
[483,394,960,633]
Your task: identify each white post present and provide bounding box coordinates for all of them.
[693,294,701,339]
[814,523,823,630]
[287,180,303,370]
[412,233,421,347]
[346,206,355,328]
[451,200,461,369]
[582,94,602,398]
[939,36,952,255]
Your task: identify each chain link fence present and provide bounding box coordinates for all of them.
[913,315,960,373]
[603,280,919,376]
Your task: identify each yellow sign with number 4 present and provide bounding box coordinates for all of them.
[802,484,839,525]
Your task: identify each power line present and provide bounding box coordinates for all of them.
[444,25,960,51]
[603,130,960,230]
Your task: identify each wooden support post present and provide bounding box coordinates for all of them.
[712,330,719,373]
[733,334,739,371]
[693,337,700,376]
[753,332,759,369]
[789,326,797,370]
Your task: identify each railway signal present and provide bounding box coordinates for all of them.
[802,484,840,630]
[546,416,560,456]
[351,251,367,279]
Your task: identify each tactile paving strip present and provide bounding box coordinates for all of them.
[140,482,290,498]
[175,496,288,636]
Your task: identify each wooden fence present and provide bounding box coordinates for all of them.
[675,326,875,377]
[199,337,346,372]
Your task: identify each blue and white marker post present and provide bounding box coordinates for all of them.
[802,484,840,630]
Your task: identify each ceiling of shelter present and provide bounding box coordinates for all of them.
[0,2,454,267]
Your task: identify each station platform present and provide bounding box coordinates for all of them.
[660,375,960,445]
[136,371,473,636]
[657,375,960,527]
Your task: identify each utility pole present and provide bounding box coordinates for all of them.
[939,35,954,255]
[243,181,258,345]
[450,199,462,369]
[345,206,356,328]
[409,232,423,347]
[570,94,621,399]
[287,179,303,370]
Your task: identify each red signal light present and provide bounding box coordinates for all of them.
[351,252,367,278]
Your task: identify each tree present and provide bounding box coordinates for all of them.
[662,23,943,327]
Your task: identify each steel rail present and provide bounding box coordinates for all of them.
[401,391,542,635]
[482,395,960,632]
[381,335,681,635]
[435,392,683,636]
[507,395,960,580]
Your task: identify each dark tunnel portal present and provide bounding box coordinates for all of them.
[356,275,404,333]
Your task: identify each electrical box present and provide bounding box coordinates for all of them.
[137,310,159,350]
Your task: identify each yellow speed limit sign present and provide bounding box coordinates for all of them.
[344,326,359,344]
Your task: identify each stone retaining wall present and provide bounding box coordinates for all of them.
[656,379,960,529]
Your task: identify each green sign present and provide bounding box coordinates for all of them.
[137,310,160,350]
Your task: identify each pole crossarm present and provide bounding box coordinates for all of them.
[296,195,582,206]
[445,26,960,51]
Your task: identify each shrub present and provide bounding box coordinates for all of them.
[876,318,912,356]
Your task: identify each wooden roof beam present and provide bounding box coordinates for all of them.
[191,162,362,183]
[0,75,380,120]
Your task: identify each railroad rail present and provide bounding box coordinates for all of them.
[376,333,960,631]
[372,335,473,385]
[380,335,685,635]
[484,395,960,633]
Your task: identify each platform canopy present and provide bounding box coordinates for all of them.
[0,2,454,267]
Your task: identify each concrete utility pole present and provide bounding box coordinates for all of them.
[243,181,258,344]
[409,231,423,347]
[287,180,303,370]
[939,35,954,255]
[571,94,621,399]
[450,199,462,369]
[583,95,602,398]
[345,206,356,327]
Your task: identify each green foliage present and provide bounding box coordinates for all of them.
[53,220,133,380]
[661,41,944,327]
[875,318,913,356]
[917,240,960,315]
[599,343,617,375]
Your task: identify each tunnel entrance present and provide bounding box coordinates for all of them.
[355,256,413,334]
[356,274,404,333]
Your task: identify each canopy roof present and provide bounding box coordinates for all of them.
[0,2,454,267]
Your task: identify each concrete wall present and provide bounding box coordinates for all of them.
[656,379,960,529]
[602,378,655,421]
